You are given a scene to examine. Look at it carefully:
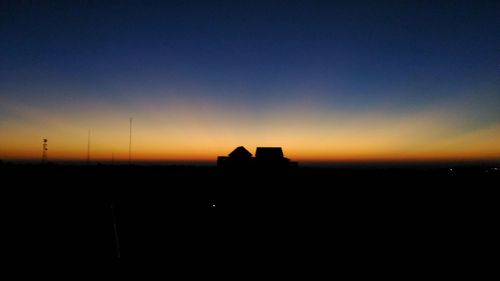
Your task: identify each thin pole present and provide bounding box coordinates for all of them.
[129,118,132,165]
[87,130,90,165]
[111,203,121,259]
[41,139,45,164]
[42,139,48,164]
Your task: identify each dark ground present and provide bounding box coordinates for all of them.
[1,163,497,272]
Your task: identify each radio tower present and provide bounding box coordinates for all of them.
[129,117,132,165]
[87,129,91,165]
[42,139,48,164]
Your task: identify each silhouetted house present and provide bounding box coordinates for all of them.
[255,147,295,168]
[217,146,297,168]
[256,147,284,160]
[217,146,253,168]
[229,146,253,159]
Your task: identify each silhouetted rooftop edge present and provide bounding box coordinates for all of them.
[217,146,297,169]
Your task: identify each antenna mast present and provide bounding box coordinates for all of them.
[129,117,132,165]
[87,129,91,165]
[41,138,48,164]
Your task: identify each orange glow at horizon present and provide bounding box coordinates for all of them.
[1,98,499,163]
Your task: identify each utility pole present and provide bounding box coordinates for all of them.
[41,139,48,164]
[87,129,91,165]
[129,117,132,165]
[110,202,121,259]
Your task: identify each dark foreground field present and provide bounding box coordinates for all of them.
[1,163,497,270]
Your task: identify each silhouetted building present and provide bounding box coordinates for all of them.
[229,146,253,159]
[217,146,297,168]
[217,146,253,168]
[256,147,284,160]
[255,147,291,168]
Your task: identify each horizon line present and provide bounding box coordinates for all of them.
[2,157,499,166]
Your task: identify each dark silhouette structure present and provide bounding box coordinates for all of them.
[41,138,48,164]
[256,147,284,159]
[217,146,253,168]
[217,146,297,168]
[229,146,253,159]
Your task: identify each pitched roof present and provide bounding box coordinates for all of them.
[229,146,253,159]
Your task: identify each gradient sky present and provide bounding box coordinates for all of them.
[1,0,499,163]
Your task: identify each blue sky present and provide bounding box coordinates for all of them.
[0,0,499,161]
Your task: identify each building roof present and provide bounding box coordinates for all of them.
[229,146,253,159]
[255,147,284,160]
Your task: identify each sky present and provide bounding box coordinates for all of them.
[0,0,499,163]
